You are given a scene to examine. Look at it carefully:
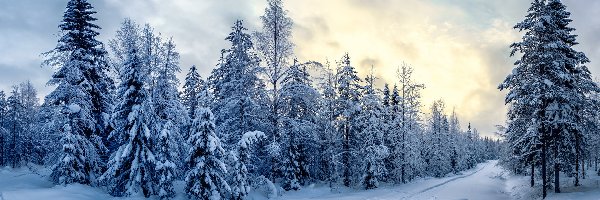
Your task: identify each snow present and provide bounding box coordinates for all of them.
[66,104,81,113]
[3,161,600,200]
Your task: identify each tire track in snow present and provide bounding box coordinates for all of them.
[404,162,490,199]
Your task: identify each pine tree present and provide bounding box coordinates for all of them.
[426,100,451,177]
[156,121,177,200]
[185,107,230,200]
[279,60,318,190]
[315,61,341,188]
[43,0,114,169]
[151,37,188,180]
[335,53,362,187]
[182,65,205,120]
[208,20,266,149]
[358,69,388,189]
[51,104,94,185]
[231,131,265,200]
[101,19,156,197]
[500,0,599,196]
[0,91,6,166]
[391,64,425,183]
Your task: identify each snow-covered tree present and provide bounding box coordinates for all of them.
[499,0,599,196]
[3,82,41,168]
[42,0,112,184]
[185,107,230,200]
[50,104,96,185]
[388,64,425,183]
[43,0,114,166]
[156,121,177,200]
[315,61,342,188]
[208,20,267,149]
[357,69,388,189]
[151,37,188,178]
[335,53,362,187]
[279,60,319,190]
[425,100,451,178]
[231,131,265,200]
[102,19,156,197]
[0,91,6,166]
[254,0,295,151]
[182,65,205,120]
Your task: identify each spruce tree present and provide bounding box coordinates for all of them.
[185,107,230,200]
[500,0,598,196]
[182,65,204,120]
[231,131,265,200]
[335,53,362,187]
[101,19,156,197]
[43,0,112,185]
[358,70,388,189]
[279,60,318,190]
[208,20,266,148]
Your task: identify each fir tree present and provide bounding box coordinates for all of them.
[101,19,156,197]
[358,69,388,189]
[182,65,205,120]
[185,107,230,200]
[279,60,319,190]
[335,53,362,187]
[231,131,265,200]
[42,0,111,184]
[156,121,177,200]
[499,0,599,196]
[208,20,266,149]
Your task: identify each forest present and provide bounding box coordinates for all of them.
[2,0,598,200]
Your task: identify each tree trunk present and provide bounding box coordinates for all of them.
[575,133,581,186]
[531,162,535,187]
[343,123,350,187]
[554,162,560,193]
[582,157,585,180]
[541,142,547,198]
[575,151,580,186]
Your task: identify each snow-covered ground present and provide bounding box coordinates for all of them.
[272,160,507,200]
[1,161,600,200]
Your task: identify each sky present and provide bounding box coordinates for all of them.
[1,0,599,137]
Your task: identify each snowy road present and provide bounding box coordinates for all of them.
[406,160,508,200]
[277,160,509,200]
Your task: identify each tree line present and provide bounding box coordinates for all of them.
[0,0,500,199]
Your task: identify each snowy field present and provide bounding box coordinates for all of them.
[1,160,599,200]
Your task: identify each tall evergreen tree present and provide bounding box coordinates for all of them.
[357,69,388,189]
[0,91,6,166]
[279,60,319,190]
[315,61,342,188]
[101,19,156,197]
[335,53,362,187]
[425,100,451,177]
[500,0,598,196]
[151,37,188,177]
[43,0,114,168]
[209,20,266,149]
[42,0,112,185]
[185,107,230,200]
[182,65,205,120]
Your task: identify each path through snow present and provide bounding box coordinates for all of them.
[276,160,509,200]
